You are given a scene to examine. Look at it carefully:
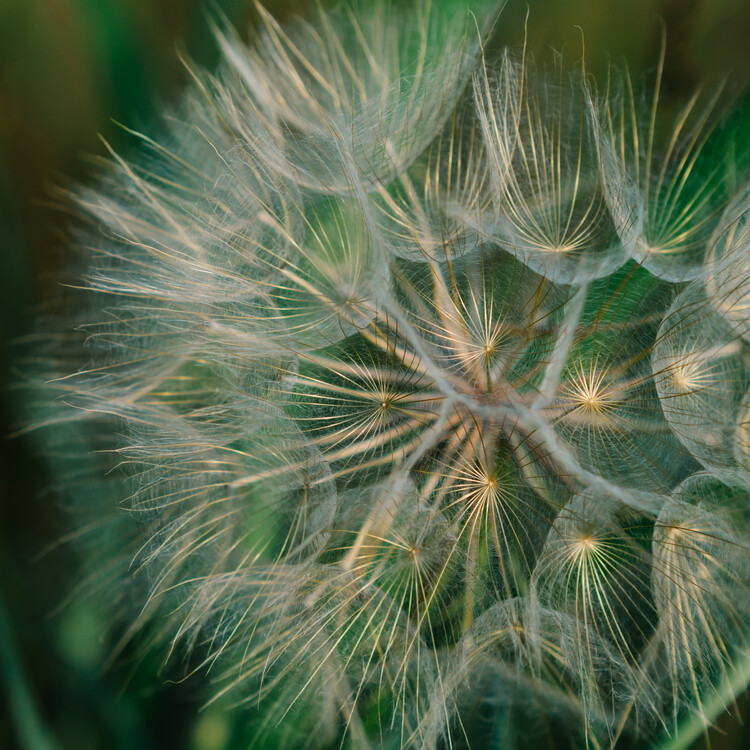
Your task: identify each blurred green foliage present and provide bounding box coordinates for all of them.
[2,1,750,748]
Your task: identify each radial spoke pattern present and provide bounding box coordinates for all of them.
[33,2,750,749]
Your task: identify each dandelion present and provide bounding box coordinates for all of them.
[473,48,629,283]
[30,1,750,749]
[594,38,746,282]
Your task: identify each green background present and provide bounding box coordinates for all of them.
[1,1,750,748]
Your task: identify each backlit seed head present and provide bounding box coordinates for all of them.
[30,2,750,749]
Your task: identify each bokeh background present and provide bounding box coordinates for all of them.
[2,1,750,748]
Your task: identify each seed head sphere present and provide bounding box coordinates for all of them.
[35,1,750,748]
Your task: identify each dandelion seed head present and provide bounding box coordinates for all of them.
[28,2,750,749]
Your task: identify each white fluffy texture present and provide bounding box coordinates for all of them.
[38,2,750,749]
